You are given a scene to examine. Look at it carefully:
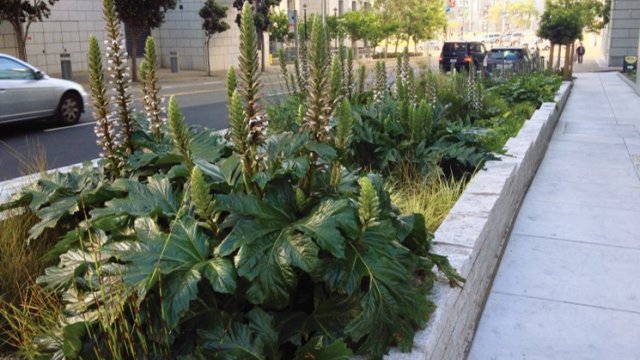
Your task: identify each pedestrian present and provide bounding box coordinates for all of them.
[576,43,585,64]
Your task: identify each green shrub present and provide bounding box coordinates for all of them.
[0,2,462,359]
[487,72,562,108]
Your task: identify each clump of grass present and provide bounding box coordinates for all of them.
[389,175,467,233]
[0,211,57,302]
[0,285,62,358]
[0,211,61,355]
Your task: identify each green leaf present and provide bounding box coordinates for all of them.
[295,337,352,360]
[91,175,178,219]
[117,217,235,329]
[305,142,337,161]
[203,258,237,294]
[62,322,87,359]
[293,199,354,259]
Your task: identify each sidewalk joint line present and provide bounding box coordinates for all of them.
[492,291,640,315]
[511,232,640,251]
[525,198,640,214]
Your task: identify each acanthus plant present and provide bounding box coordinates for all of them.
[0,1,466,359]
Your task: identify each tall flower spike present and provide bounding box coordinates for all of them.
[356,64,366,99]
[140,36,164,141]
[226,66,237,103]
[228,90,247,154]
[88,34,120,177]
[427,70,437,106]
[334,98,353,152]
[190,167,215,222]
[345,47,354,99]
[329,54,343,113]
[303,17,331,143]
[374,61,386,103]
[278,49,292,94]
[358,176,380,230]
[238,2,266,144]
[103,0,135,155]
[168,96,192,168]
[395,52,403,94]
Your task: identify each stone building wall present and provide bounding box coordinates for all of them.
[605,0,640,67]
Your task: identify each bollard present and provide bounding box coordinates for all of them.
[170,51,179,73]
[60,52,72,80]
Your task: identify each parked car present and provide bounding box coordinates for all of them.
[0,53,88,126]
[483,47,532,75]
[439,41,487,72]
[481,33,501,44]
[509,32,523,45]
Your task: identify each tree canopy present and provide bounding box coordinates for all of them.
[537,0,584,44]
[200,0,230,76]
[0,0,60,60]
[113,0,177,81]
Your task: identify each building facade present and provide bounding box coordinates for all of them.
[603,0,640,68]
[0,0,256,76]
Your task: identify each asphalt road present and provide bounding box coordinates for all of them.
[0,94,231,181]
[0,74,292,181]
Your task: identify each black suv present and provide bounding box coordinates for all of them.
[439,41,487,72]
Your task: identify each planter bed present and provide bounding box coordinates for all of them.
[382,81,573,360]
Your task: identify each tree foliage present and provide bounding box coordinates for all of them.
[0,0,59,60]
[200,0,230,76]
[113,0,177,81]
[233,0,280,71]
[537,0,584,45]
[268,10,292,43]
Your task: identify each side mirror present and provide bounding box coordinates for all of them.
[34,70,44,80]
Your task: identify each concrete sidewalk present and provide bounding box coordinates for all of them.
[467,72,640,359]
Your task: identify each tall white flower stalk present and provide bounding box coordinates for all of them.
[88,35,120,177]
[140,37,165,142]
[103,0,135,156]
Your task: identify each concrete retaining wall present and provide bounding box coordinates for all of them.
[384,81,573,360]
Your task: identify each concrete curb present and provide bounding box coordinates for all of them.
[616,72,640,95]
[383,81,573,360]
[0,160,99,207]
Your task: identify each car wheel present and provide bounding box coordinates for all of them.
[56,92,82,126]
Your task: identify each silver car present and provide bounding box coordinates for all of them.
[0,53,88,126]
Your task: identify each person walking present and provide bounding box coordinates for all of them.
[576,43,586,64]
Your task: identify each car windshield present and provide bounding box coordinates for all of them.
[443,42,468,54]
[488,50,523,60]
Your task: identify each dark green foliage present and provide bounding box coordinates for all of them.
[487,73,562,108]
[0,0,564,358]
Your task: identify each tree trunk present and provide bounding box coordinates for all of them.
[548,43,554,70]
[563,43,571,80]
[394,38,400,54]
[206,37,211,76]
[10,21,27,61]
[569,41,575,74]
[259,32,266,72]
[556,43,562,71]
[384,41,389,59]
[414,38,418,54]
[130,26,139,82]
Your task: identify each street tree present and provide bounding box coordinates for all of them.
[233,0,281,72]
[268,10,292,47]
[537,0,583,78]
[0,0,59,61]
[113,0,177,82]
[340,8,368,55]
[200,0,230,76]
[397,0,446,53]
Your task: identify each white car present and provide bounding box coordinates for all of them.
[0,53,88,125]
